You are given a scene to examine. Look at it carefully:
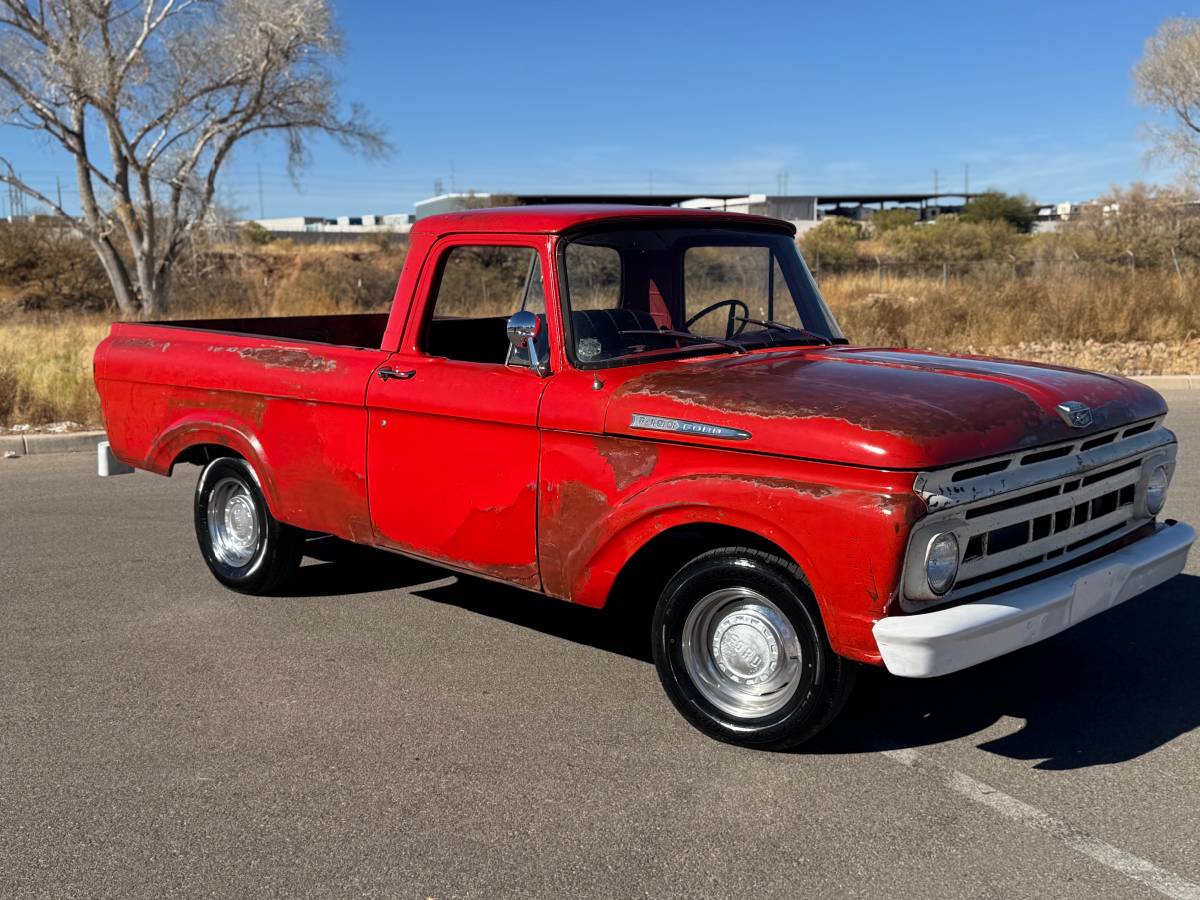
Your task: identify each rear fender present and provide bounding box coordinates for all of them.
[146,416,282,518]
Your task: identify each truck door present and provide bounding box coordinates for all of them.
[365,239,550,589]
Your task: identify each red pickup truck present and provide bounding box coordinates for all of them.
[95,205,1194,749]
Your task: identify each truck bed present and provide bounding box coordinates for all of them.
[95,312,397,544]
[150,312,390,349]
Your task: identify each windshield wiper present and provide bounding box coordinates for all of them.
[733,316,833,346]
[618,329,747,354]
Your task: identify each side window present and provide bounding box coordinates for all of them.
[521,254,546,314]
[425,245,547,365]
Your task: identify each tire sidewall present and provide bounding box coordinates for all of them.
[194,458,274,589]
[653,553,831,746]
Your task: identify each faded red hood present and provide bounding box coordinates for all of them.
[604,347,1166,469]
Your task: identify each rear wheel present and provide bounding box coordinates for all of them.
[193,457,303,594]
[652,547,855,749]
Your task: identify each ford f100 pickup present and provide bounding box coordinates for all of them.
[94,205,1195,749]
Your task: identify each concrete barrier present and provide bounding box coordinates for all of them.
[2,430,107,457]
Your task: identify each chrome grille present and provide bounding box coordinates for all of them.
[904,417,1176,609]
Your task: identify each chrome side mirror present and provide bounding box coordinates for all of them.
[506,310,548,375]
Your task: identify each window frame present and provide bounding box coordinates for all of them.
[557,223,839,372]
[402,234,556,369]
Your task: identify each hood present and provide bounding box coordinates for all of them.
[604,347,1166,469]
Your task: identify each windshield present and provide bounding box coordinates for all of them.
[558,226,844,368]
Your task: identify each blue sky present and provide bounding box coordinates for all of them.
[0,0,1191,218]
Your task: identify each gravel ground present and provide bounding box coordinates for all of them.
[967,340,1200,375]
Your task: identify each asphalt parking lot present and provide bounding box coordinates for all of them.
[2,391,1198,899]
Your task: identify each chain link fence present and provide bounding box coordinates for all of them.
[807,252,1200,286]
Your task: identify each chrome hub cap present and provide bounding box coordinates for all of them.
[207,477,260,567]
[681,588,802,719]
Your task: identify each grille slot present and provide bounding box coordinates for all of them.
[1021,445,1072,466]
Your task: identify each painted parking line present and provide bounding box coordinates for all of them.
[883,747,1200,900]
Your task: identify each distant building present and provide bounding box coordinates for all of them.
[249,216,327,232]
[248,213,414,234]
[413,190,976,234]
[414,193,496,220]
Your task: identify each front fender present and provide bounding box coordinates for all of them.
[538,433,923,663]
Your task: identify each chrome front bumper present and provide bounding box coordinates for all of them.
[873,521,1195,678]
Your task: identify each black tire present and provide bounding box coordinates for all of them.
[651,547,855,750]
[193,457,304,594]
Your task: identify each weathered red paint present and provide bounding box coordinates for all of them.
[94,205,1170,666]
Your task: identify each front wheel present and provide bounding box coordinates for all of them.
[652,548,855,750]
[193,457,304,594]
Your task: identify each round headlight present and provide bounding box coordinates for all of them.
[925,532,960,596]
[1146,464,1169,516]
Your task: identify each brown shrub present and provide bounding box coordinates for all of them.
[0,221,113,312]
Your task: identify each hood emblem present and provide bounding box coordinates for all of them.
[631,413,751,441]
[1056,401,1093,429]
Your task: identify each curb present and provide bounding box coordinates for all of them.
[2,430,107,457]
[1130,375,1198,390]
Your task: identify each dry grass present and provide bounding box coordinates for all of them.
[821,270,1200,347]
[0,242,406,429]
[2,256,1198,430]
[0,317,110,428]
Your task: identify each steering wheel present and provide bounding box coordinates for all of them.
[684,298,750,339]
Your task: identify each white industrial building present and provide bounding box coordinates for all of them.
[249,213,414,234]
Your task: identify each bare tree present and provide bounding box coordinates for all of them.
[1135,17,1200,183]
[0,0,387,316]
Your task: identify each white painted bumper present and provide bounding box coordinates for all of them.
[873,522,1196,678]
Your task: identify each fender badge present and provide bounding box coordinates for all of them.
[1056,401,1093,429]
[630,413,751,441]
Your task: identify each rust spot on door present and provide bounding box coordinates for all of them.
[593,437,659,491]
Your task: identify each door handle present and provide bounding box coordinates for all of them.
[378,367,416,382]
